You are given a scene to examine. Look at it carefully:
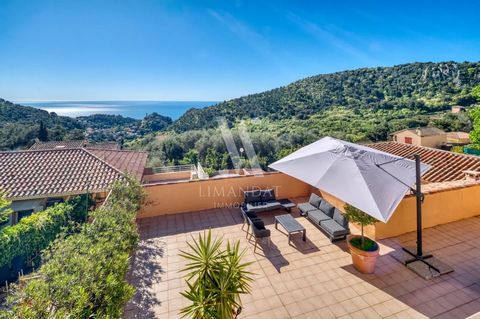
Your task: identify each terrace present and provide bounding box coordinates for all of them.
[124,202,480,319]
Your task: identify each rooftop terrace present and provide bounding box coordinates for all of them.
[124,199,480,319]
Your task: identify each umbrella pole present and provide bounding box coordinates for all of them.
[415,153,423,257]
[402,154,439,272]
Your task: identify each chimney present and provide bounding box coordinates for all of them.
[416,128,422,136]
[463,170,480,182]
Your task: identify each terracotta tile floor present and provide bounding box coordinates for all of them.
[124,200,480,319]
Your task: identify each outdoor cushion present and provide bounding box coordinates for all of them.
[261,189,276,202]
[298,202,318,214]
[320,219,350,237]
[251,218,265,230]
[333,209,349,229]
[245,210,258,219]
[308,193,323,208]
[307,209,332,225]
[252,226,271,238]
[244,190,262,203]
[319,200,335,218]
[247,201,282,213]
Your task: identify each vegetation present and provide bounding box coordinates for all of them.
[344,204,378,251]
[468,86,480,149]
[172,62,480,132]
[179,230,254,319]
[0,99,84,150]
[0,196,88,270]
[0,192,12,226]
[1,178,144,319]
[128,61,480,172]
[0,99,173,150]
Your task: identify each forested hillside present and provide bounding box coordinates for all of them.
[173,62,480,131]
[0,99,172,150]
[132,61,480,172]
[0,99,84,149]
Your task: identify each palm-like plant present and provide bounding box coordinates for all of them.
[179,230,254,319]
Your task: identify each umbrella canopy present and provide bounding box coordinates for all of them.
[269,137,431,223]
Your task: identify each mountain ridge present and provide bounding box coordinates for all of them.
[172,61,480,132]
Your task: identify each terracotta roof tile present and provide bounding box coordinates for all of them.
[0,148,147,200]
[367,142,480,183]
[29,140,87,150]
[86,149,148,181]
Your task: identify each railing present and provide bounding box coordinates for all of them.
[151,164,196,174]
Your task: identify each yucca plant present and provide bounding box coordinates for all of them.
[179,230,254,319]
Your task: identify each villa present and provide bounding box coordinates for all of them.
[123,141,480,318]
[0,143,147,227]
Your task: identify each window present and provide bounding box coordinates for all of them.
[404,137,413,144]
[0,216,10,229]
[46,198,64,208]
[17,209,33,222]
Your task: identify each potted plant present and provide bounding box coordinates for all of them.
[344,204,380,274]
[179,230,254,318]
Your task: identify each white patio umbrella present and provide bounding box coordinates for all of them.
[269,136,431,223]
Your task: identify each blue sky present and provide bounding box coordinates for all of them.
[0,0,479,101]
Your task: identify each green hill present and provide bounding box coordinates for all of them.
[0,99,172,150]
[172,61,480,132]
[0,99,85,149]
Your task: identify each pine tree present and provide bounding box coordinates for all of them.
[38,121,48,141]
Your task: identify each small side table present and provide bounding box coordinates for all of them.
[278,199,296,213]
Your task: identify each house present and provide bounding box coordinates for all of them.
[451,105,467,113]
[29,140,120,150]
[0,146,147,227]
[446,131,470,145]
[391,127,446,148]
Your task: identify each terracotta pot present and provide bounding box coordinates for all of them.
[347,235,380,274]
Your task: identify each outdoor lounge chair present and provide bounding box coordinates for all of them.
[243,189,283,213]
[241,207,271,251]
[247,218,271,252]
[240,207,262,234]
[298,193,323,216]
[304,195,350,241]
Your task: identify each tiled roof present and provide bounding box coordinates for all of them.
[367,142,480,183]
[86,143,120,150]
[0,148,147,200]
[29,140,87,150]
[87,149,148,181]
[30,140,119,150]
[392,127,445,137]
[0,149,121,200]
[446,132,470,140]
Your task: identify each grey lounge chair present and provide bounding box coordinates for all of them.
[298,193,323,216]
[305,196,350,241]
[247,218,271,252]
[244,189,284,213]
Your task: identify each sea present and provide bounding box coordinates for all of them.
[18,100,218,120]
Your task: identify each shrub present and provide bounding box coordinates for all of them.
[2,178,145,319]
[179,230,254,318]
[0,196,88,270]
[344,204,378,251]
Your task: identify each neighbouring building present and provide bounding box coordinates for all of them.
[446,131,471,145]
[0,144,147,227]
[451,105,467,113]
[29,140,121,150]
[391,127,446,148]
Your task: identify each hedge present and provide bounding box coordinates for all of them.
[0,196,87,270]
[2,178,144,319]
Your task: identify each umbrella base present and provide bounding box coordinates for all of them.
[391,246,453,280]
